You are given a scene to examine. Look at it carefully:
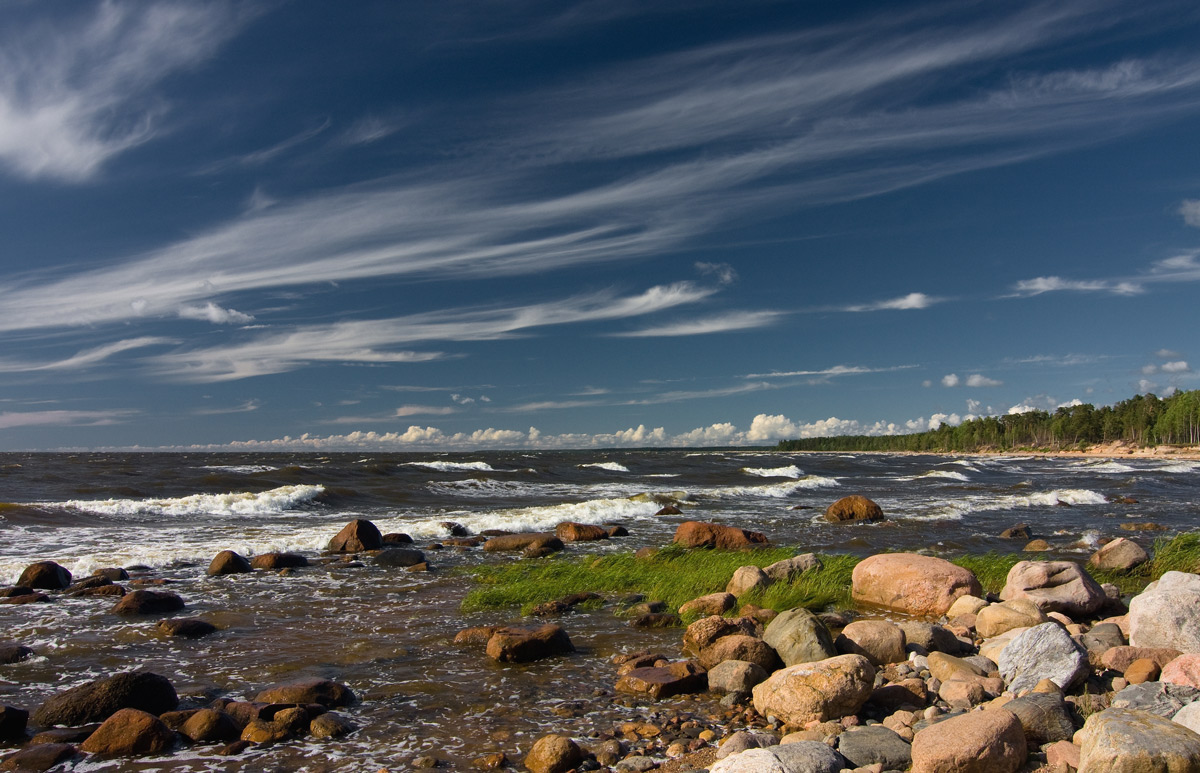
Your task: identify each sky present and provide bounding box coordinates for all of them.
[1,0,1200,451]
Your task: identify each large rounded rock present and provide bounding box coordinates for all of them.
[1129,571,1200,652]
[249,552,309,570]
[482,533,563,552]
[1089,537,1149,571]
[825,495,883,523]
[836,620,906,666]
[998,622,1090,695]
[698,634,780,671]
[761,607,836,666]
[999,560,1105,618]
[372,548,427,568]
[16,561,72,590]
[1003,692,1076,744]
[1079,707,1200,772]
[852,553,982,617]
[707,660,769,694]
[837,725,913,770]
[726,565,771,597]
[206,550,252,576]
[910,709,1026,773]
[180,708,240,744]
[112,589,184,615]
[976,599,1048,638]
[763,554,822,582]
[79,708,175,758]
[673,521,768,549]
[327,519,382,552]
[683,616,758,654]
[33,671,178,726]
[678,592,736,618]
[524,734,583,773]
[254,678,355,708]
[710,742,846,773]
[485,625,574,663]
[752,654,875,725]
[554,522,609,542]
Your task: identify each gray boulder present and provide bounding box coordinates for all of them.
[1078,707,1200,772]
[1129,571,1200,652]
[999,560,1106,618]
[764,554,821,582]
[710,741,846,773]
[1004,692,1076,744]
[998,622,1089,694]
[836,725,912,770]
[714,730,778,759]
[707,660,769,695]
[762,607,836,666]
[1110,682,1200,717]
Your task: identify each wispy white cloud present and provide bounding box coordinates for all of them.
[1162,360,1191,373]
[194,399,260,415]
[0,1,254,182]
[1010,276,1145,296]
[1181,199,1200,227]
[178,302,255,325]
[0,409,134,429]
[965,374,1003,387]
[745,364,916,380]
[0,336,175,373]
[840,292,941,312]
[395,405,459,417]
[611,310,784,337]
[198,119,332,173]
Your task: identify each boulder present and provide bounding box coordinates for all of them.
[180,708,240,744]
[206,550,252,576]
[1110,682,1200,717]
[910,709,1026,773]
[79,708,175,758]
[678,592,736,618]
[837,725,913,770]
[824,495,883,523]
[725,566,771,597]
[1129,571,1200,652]
[1003,692,1076,744]
[93,567,129,581]
[327,519,383,552]
[1000,524,1032,539]
[710,742,846,773]
[0,644,33,665]
[698,635,780,672]
[524,734,583,773]
[761,608,837,666]
[1078,707,1200,772]
[249,552,309,570]
[947,594,989,619]
[1024,539,1051,551]
[0,743,75,771]
[254,678,355,708]
[1100,645,1181,673]
[852,553,982,617]
[156,618,217,639]
[485,625,574,663]
[33,671,178,726]
[1162,654,1200,689]
[707,660,769,694]
[898,621,966,655]
[714,730,778,759]
[372,548,427,568]
[763,554,822,582]
[615,661,707,700]
[15,561,71,590]
[999,561,1105,618]
[1081,622,1127,655]
[976,599,1049,638]
[112,589,184,615]
[482,533,562,552]
[0,706,28,742]
[309,712,354,739]
[683,616,759,654]
[1125,658,1161,684]
[927,652,989,683]
[1174,700,1200,736]
[672,521,768,550]
[836,620,907,666]
[240,707,308,744]
[998,622,1090,694]
[381,532,413,545]
[751,654,875,725]
[1089,537,1149,571]
[554,522,609,542]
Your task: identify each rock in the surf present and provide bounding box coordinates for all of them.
[0,705,28,742]
[112,589,185,615]
[486,625,574,663]
[207,550,252,576]
[999,560,1106,618]
[372,548,427,568]
[0,643,34,664]
[482,533,564,553]
[33,671,179,727]
[524,734,583,773]
[16,561,72,590]
[824,495,883,523]
[852,553,982,617]
[0,743,76,770]
[156,618,218,639]
[327,519,383,552]
[554,522,609,542]
[254,678,355,708]
[673,521,768,550]
[179,708,240,744]
[249,552,309,570]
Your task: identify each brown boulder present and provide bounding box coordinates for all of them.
[678,592,736,618]
[1099,645,1181,673]
[751,654,875,725]
[910,708,1026,773]
[1000,524,1032,539]
[249,552,309,570]
[999,560,1106,617]
[672,521,768,550]
[0,743,76,772]
[554,522,609,542]
[327,519,383,552]
[79,708,175,758]
[240,707,308,745]
[33,671,178,727]
[309,712,354,739]
[698,634,781,671]
[683,615,759,655]
[852,553,982,617]
[482,533,564,555]
[1088,538,1149,572]
[16,561,71,590]
[836,620,907,666]
[180,709,240,744]
[207,550,252,576]
[524,734,583,773]
[156,618,217,639]
[111,589,184,616]
[825,495,884,523]
[615,661,707,700]
[454,625,503,646]
[254,678,355,708]
[485,625,574,663]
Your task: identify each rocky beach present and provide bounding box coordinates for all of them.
[2,450,1199,771]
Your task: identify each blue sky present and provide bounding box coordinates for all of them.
[2,0,1200,451]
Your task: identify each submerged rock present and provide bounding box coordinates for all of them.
[207,550,252,576]
[33,671,178,726]
[112,589,184,615]
[824,495,883,523]
[16,561,71,590]
[254,678,355,708]
[672,521,768,550]
[249,552,309,570]
[327,519,383,552]
[485,625,574,663]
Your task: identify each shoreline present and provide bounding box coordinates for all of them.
[791,443,1200,461]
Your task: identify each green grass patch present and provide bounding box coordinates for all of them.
[1147,532,1200,577]
[460,545,857,616]
[950,553,1025,595]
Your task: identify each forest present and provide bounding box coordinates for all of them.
[776,389,1200,453]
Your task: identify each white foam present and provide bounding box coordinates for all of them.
[197,465,279,474]
[896,487,1109,522]
[741,465,803,479]
[1158,461,1200,474]
[39,484,326,518]
[1072,460,1138,474]
[579,462,630,472]
[404,461,495,472]
[387,496,663,538]
[709,476,839,499]
[897,470,970,482]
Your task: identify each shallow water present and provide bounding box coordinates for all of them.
[1,450,1197,769]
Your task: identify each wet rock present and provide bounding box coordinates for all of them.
[373,548,428,568]
[92,567,129,581]
[1110,682,1200,717]
[998,622,1090,694]
[180,709,240,744]
[606,524,629,537]
[898,621,966,655]
[249,552,309,570]
[852,553,982,617]
[836,620,907,666]
[156,618,217,639]
[382,532,413,545]
[524,734,583,773]
[628,613,681,628]
[218,739,252,756]
[763,553,821,582]
[1078,707,1200,772]
[1024,539,1051,551]
[0,743,76,772]
[254,678,355,708]
[707,660,769,694]
[240,707,308,745]
[0,593,48,605]
[112,589,184,615]
[29,726,99,745]
[309,712,354,739]
[752,654,875,725]
[1128,571,1200,652]
[761,607,836,666]
[78,585,125,598]
[683,615,759,654]
[64,575,112,595]
[711,742,846,773]
[910,709,1026,773]
[1000,523,1032,539]
[999,560,1105,618]
[678,592,736,617]
[673,521,769,550]
[79,708,175,758]
[825,495,883,523]
[482,533,562,552]
[33,671,178,727]
[0,644,33,664]
[0,706,28,742]
[15,562,71,591]
[698,634,780,672]
[485,625,574,663]
[615,661,707,700]
[207,550,252,576]
[714,730,778,759]
[655,505,683,515]
[554,522,609,542]
[439,521,469,537]
[837,725,912,770]
[1089,537,1149,571]
[0,587,33,599]
[1003,692,1075,744]
[725,566,771,597]
[327,519,383,552]
[454,626,503,646]
[975,599,1048,639]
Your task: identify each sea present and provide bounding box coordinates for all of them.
[1,450,1198,769]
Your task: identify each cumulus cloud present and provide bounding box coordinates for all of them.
[1162,360,1190,373]
[1157,348,1182,359]
[941,373,960,387]
[1138,379,1158,393]
[178,302,255,325]
[965,374,1002,387]
[1181,199,1200,227]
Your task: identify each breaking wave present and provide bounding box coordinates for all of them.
[741,465,803,479]
[42,485,326,518]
